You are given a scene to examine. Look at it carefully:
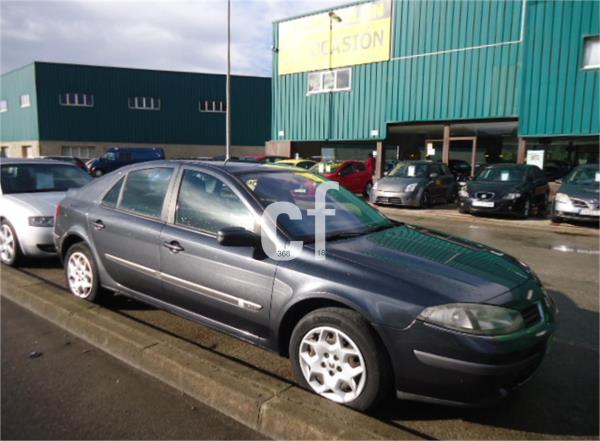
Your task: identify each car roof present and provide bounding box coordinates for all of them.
[0,158,78,166]
[486,163,529,168]
[124,159,287,176]
[574,163,599,169]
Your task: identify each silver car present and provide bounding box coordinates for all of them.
[0,159,91,266]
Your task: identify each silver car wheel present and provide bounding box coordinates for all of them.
[67,252,94,298]
[0,224,15,263]
[298,326,367,403]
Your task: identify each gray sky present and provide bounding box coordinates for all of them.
[0,0,343,76]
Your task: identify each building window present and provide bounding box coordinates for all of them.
[59,93,94,107]
[307,68,352,94]
[21,145,33,158]
[0,100,7,112]
[1,146,9,158]
[61,145,96,159]
[583,36,600,69]
[128,96,161,111]
[20,94,31,108]
[199,100,226,113]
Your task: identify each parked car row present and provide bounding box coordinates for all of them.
[1,158,558,411]
[370,160,599,224]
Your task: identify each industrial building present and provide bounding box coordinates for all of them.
[267,0,599,177]
[0,62,271,159]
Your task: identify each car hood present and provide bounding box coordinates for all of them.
[559,182,600,201]
[3,192,65,216]
[324,224,532,303]
[467,180,525,196]
[375,177,427,191]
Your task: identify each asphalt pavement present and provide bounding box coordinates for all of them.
[1,298,266,440]
[10,213,600,440]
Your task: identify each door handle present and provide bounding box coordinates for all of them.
[92,220,105,230]
[163,240,184,253]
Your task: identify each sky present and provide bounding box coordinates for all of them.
[0,0,343,77]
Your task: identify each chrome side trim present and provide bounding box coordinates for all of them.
[104,253,263,312]
[105,253,159,277]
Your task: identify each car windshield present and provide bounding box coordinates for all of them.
[1,164,92,194]
[239,170,393,241]
[566,167,600,185]
[476,167,525,182]
[310,162,343,174]
[388,163,428,178]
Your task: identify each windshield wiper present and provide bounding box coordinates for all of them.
[325,231,367,241]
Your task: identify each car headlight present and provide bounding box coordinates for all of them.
[554,192,570,204]
[458,189,469,197]
[405,183,418,192]
[28,216,54,227]
[503,192,522,200]
[418,303,524,336]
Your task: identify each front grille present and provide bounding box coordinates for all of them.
[475,192,495,200]
[521,303,542,328]
[376,197,404,205]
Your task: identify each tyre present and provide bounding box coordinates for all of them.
[0,220,23,267]
[363,181,373,198]
[418,190,430,209]
[64,242,104,302]
[519,198,532,219]
[458,205,469,214]
[551,215,563,224]
[289,307,391,411]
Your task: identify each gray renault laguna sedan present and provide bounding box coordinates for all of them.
[54,160,556,410]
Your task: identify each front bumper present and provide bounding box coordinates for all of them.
[553,200,600,222]
[458,196,526,215]
[18,225,56,257]
[375,305,556,406]
[371,189,420,207]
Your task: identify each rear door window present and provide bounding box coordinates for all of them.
[119,168,173,218]
[102,177,124,208]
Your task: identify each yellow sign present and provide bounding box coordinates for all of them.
[278,0,392,75]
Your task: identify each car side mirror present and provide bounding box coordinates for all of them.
[217,227,259,247]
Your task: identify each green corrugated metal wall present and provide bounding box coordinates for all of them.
[35,62,270,146]
[0,64,39,141]
[272,0,599,142]
[519,0,599,137]
[272,0,524,141]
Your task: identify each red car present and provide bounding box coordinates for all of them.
[311,160,373,195]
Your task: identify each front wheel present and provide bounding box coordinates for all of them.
[64,243,104,302]
[0,220,23,267]
[418,190,430,209]
[289,307,391,411]
[363,181,373,198]
[519,198,531,219]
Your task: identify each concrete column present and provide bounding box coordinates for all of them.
[442,125,450,164]
[517,138,527,164]
[375,141,385,179]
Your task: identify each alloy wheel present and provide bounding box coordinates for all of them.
[0,224,15,263]
[523,199,530,218]
[67,252,94,298]
[298,326,367,403]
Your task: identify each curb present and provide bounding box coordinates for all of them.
[377,206,599,237]
[0,266,417,440]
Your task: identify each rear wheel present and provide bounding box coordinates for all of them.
[289,307,391,411]
[363,181,373,198]
[0,220,23,267]
[64,243,104,302]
